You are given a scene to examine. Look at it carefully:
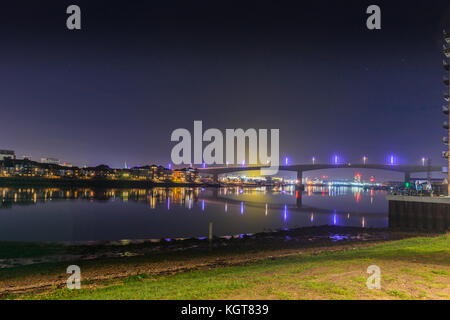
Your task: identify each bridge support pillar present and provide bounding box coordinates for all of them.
[297,170,303,184]
[296,170,304,208]
[296,190,302,207]
[405,172,411,184]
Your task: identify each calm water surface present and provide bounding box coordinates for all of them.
[0,186,388,242]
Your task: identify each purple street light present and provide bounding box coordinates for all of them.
[333,155,340,165]
[388,155,397,166]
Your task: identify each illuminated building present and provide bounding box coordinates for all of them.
[172,168,199,183]
[0,154,200,184]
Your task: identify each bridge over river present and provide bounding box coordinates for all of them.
[198,163,443,182]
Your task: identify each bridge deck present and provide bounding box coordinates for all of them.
[198,164,443,175]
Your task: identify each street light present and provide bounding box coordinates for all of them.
[363,156,368,165]
[422,157,426,166]
[333,155,339,165]
[388,155,396,166]
[312,157,316,165]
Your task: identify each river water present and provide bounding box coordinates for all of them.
[0,186,388,242]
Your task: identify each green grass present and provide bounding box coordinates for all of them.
[22,234,449,300]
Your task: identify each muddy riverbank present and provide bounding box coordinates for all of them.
[0,225,444,298]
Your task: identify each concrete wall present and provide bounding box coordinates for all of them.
[388,198,449,231]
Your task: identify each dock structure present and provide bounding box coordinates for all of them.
[386,195,449,231]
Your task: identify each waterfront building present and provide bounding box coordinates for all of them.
[157,166,173,182]
[130,166,153,180]
[0,155,199,184]
[172,168,199,183]
[0,150,15,161]
[40,158,60,165]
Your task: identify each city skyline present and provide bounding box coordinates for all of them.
[0,146,441,182]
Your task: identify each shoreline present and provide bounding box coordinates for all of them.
[0,225,444,267]
[1,227,447,299]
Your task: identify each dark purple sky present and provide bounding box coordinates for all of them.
[1,0,450,173]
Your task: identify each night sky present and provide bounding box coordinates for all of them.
[1,0,450,175]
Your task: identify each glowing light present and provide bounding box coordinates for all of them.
[422,157,426,166]
[388,155,397,166]
[285,157,289,165]
[312,157,316,165]
[284,204,287,222]
[241,160,246,167]
[202,162,206,168]
[202,199,205,211]
[240,202,244,214]
[333,211,337,225]
[333,155,340,165]
[167,197,170,210]
[168,163,171,170]
[265,203,268,216]
[310,213,314,222]
[225,202,228,212]
[363,156,368,165]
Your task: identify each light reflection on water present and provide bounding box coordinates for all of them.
[0,186,388,242]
